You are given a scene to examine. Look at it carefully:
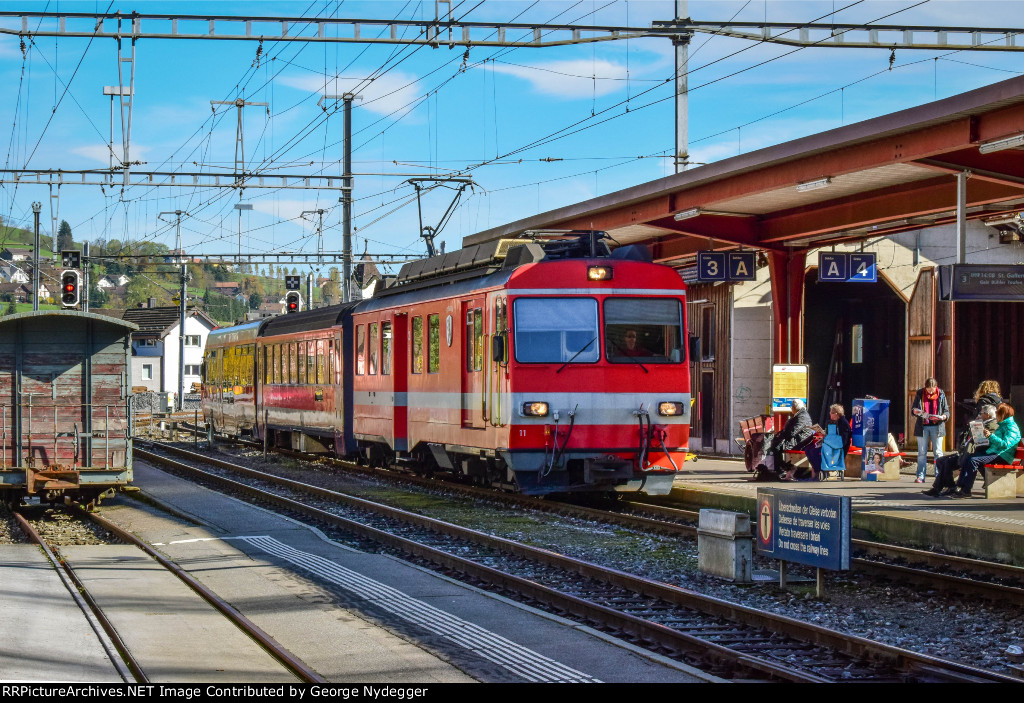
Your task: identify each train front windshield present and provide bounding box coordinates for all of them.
[604,298,684,363]
[512,297,685,364]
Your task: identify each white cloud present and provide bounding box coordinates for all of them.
[71,143,150,166]
[488,59,630,98]
[277,72,426,122]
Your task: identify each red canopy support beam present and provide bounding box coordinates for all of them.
[767,249,806,366]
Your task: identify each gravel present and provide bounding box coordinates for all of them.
[147,442,1024,676]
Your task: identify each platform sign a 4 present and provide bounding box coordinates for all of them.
[818,253,848,282]
[848,253,877,282]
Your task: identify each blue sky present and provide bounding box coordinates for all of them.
[1,0,1022,276]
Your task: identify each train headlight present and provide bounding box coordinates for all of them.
[658,401,684,416]
[522,401,549,417]
[587,266,612,281]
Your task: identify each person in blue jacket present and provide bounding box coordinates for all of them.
[950,402,1021,499]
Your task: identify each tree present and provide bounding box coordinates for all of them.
[249,291,263,310]
[4,300,15,316]
[56,220,73,252]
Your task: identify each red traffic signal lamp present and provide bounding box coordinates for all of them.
[285,291,301,313]
[61,270,81,308]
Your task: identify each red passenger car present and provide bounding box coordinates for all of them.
[203,232,691,495]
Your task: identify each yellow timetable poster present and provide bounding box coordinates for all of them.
[772,364,808,411]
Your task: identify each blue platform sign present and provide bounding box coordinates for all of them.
[756,488,851,571]
[849,253,877,282]
[818,252,877,283]
[697,251,727,281]
[728,251,757,281]
[818,253,848,282]
[851,398,890,447]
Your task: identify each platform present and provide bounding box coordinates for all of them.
[105,461,712,684]
[669,456,1024,565]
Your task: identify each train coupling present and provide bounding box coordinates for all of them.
[25,465,80,494]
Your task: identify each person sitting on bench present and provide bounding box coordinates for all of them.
[924,404,997,497]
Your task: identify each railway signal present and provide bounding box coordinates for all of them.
[60,270,81,308]
[60,250,82,269]
[285,291,301,313]
[285,275,300,290]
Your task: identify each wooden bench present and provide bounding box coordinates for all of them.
[983,442,1024,499]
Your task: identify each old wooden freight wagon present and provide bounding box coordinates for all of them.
[0,310,137,503]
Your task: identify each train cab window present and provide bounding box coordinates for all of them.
[356,325,365,375]
[381,322,392,375]
[604,298,684,364]
[513,297,599,364]
[298,342,307,384]
[412,317,424,374]
[427,314,440,373]
[368,323,378,375]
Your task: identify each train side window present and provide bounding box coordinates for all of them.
[411,316,423,374]
[298,341,307,384]
[428,314,440,373]
[290,343,299,384]
[368,323,378,375]
[307,341,317,383]
[316,340,325,384]
[473,308,483,372]
[328,339,334,383]
[356,325,365,375]
[263,347,270,384]
[381,321,392,375]
[272,345,279,384]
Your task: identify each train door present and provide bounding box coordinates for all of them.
[462,299,485,429]
[489,296,508,426]
[391,313,408,452]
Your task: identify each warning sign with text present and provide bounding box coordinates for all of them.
[756,489,851,571]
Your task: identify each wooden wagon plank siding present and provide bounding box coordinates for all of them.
[686,282,733,451]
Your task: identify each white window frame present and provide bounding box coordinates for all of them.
[184,335,202,347]
[142,364,153,381]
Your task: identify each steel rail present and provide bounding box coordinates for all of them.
[137,443,1017,683]
[181,430,1024,601]
[12,511,142,683]
[70,504,328,684]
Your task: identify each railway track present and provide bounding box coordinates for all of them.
[13,505,325,684]
[180,428,1024,602]
[136,441,1017,683]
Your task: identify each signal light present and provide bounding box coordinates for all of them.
[285,291,301,313]
[60,270,80,308]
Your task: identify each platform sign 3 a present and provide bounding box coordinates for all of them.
[728,251,757,281]
[818,252,877,283]
[697,251,727,281]
[698,251,757,282]
[756,488,851,571]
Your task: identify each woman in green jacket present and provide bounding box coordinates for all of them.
[951,403,1021,498]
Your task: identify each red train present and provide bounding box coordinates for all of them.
[203,232,692,495]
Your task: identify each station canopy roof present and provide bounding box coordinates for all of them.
[463,74,1024,268]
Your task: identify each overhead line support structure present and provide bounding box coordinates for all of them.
[3,13,1022,51]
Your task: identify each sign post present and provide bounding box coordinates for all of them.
[756,488,851,596]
